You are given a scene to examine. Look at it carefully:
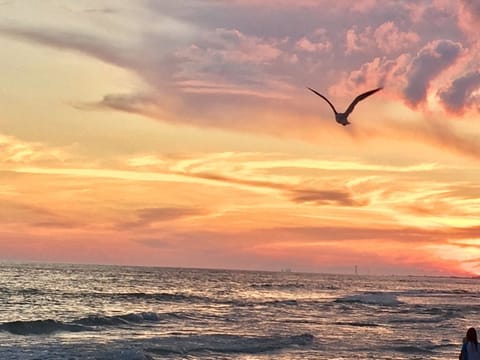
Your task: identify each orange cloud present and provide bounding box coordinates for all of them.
[0,134,68,165]
[1,1,479,275]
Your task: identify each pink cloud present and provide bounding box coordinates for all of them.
[374,22,420,53]
[345,26,374,54]
[295,37,331,53]
[227,0,377,11]
[295,28,331,53]
[339,54,410,92]
[438,70,480,114]
[458,0,480,39]
[171,28,291,99]
[345,22,419,55]
[132,224,480,274]
[176,28,282,66]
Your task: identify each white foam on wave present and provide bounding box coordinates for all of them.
[336,292,402,306]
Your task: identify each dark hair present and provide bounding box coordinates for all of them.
[467,327,478,351]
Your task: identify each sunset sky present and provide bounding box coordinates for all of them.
[0,0,479,276]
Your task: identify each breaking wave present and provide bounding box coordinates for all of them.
[0,311,174,335]
[335,292,402,306]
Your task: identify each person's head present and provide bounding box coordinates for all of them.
[466,327,478,345]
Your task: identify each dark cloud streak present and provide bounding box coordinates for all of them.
[177,170,363,207]
[290,189,366,206]
[119,207,204,229]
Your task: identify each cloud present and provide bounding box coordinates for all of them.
[338,54,410,92]
[375,118,480,161]
[120,207,205,229]
[0,25,129,69]
[346,22,420,55]
[171,28,290,99]
[374,22,420,54]
[438,71,480,113]
[175,28,282,75]
[32,220,82,229]
[462,0,480,16]
[0,22,299,130]
[273,225,480,243]
[419,120,480,159]
[138,207,204,221]
[81,7,118,14]
[345,26,374,54]
[0,134,68,165]
[175,170,366,208]
[404,40,463,107]
[295,28,331,53]
[131,223,480,274]
[459,0,480,38]
[144,224,480,251]
[289,189,365,206]
[395,183,480,218]
[88,93,161,115]
[1,2,478,163]
[0,199,81,230]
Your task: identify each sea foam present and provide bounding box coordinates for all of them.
[335,292,402,306]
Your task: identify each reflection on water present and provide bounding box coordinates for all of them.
[0,262,475,359]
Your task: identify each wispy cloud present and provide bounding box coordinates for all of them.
[131,223,480,274]
[0,134,69,165]
[114,207,207,232]
[374,22,420,54]
[0,25,129,69]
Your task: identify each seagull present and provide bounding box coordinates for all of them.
[307,87,382,126]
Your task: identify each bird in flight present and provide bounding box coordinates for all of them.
[307,87,382,126]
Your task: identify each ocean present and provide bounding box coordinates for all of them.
[0,262,476,359]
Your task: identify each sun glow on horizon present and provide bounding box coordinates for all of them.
[0,1,479,275]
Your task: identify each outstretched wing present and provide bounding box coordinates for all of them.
[307,87,338,115]
[345,87,382,116]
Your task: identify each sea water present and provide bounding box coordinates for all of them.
[0,262,477,359]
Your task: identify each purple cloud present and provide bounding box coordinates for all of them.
[404,40,463,107]
[1,1,479,162]
[438,71,480,113]
[374,22,420,54]
[462,0,480,19]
